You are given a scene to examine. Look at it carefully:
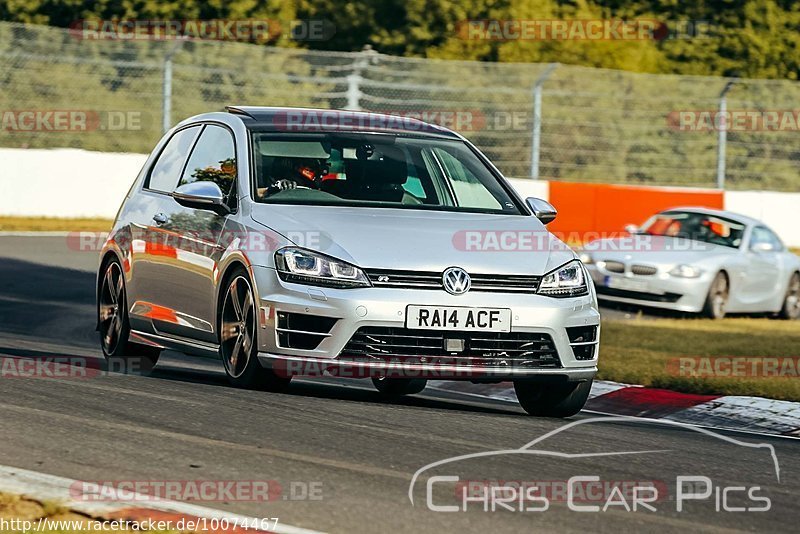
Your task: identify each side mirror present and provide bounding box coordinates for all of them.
[171,181,230,215]
[525,197,557,224]
[625,224,640,235]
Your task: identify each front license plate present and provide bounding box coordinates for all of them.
[604,275,649,292]
[406,305,511,332]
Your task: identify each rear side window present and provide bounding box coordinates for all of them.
[147,126,201,192]
[751,226,784,251]
[180,125,237,197]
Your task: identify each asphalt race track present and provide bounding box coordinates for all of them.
[0,236,797,533]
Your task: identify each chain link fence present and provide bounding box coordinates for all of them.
[1,22,798,191]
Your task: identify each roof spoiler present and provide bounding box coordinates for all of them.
[225,106,256,119]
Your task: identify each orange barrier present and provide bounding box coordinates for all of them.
[548,182,724,241]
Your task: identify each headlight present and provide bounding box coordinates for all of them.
[275,248,370,289]
[669,264,702,278]
[538,260,589,298]
[579,252,594,265]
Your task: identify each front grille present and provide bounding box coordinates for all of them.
[339,327,561,368]
[276,312,337,350]
[631,264,658,276]
[597,286,682,303]
[365,269,541,293]
[603,261,625,273]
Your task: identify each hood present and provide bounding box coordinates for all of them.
[250,204,575,275]
[582,235,739,266]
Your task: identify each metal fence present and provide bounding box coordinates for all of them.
[1,21,799,191]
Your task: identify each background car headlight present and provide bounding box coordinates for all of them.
[669,264,702,278]
[538,261,589,297]
[275,248,370,288]
[579,252,594,265]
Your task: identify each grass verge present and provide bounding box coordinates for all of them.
[599,318,800,401]
[0,217,112,232]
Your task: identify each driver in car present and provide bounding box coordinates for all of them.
[261,157,329,197]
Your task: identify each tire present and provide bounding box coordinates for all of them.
[778,272,800,320]
[513,379,592,417]
[702,272,729,319]
[219,267,291,392]
[98,259,161,375]
[372,377,427,397]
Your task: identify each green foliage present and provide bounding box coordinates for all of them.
[1,0,799,78]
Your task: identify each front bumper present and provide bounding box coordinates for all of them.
[586,265,712,313]
[250,266,599,381]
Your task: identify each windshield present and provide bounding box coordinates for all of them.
[638,211,746,249]
[251,133,521,215]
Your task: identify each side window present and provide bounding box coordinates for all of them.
[180,125,237,197]
[433,148,502,210]
[751,226,783,251]
[147,126,201,193]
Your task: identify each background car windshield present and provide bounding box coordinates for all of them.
[251,134,520,215]
[639,211,745,248]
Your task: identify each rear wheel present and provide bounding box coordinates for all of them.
[99,259,160,375]
[702,272,729,319]
[220,268,291,391]
[513,379,592,417]
[372,377,427,397]
[778,273,800,320]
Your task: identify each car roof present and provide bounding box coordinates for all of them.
[223,105,462,139]
[658,206,762,227]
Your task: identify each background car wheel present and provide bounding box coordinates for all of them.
[99,259,160,375]
[513,379,592,417]
[702,272,729,319]
[778,273,800,320]
[219,268,291,392]
[371,377,427,396]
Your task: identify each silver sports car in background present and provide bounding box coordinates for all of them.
[581,207,800,319]
[97,106,600,417]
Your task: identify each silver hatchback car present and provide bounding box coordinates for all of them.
[97,106,600,417]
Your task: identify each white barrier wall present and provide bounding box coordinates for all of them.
[724,190,800,249]
[0,148,147,219]
[0,148,798,247]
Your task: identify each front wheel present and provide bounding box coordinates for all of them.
[219,269,291,392]
[513,379,592,417]
[372,377,427,397]
[778,273,800,320]
[702,272,729,319]
[99,259,160,375]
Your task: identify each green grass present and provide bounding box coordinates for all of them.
[0,216,112,232]
[599,318,800,401]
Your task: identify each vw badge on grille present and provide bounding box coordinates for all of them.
[442,267,471,295]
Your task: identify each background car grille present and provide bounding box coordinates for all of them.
[339,327,561,368]
[365,269,541,293]
[602,261,625,273]
[631,264,658,276]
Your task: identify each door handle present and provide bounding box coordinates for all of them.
[152,213,168,225]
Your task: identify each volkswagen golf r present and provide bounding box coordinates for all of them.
[97,107,600,417]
